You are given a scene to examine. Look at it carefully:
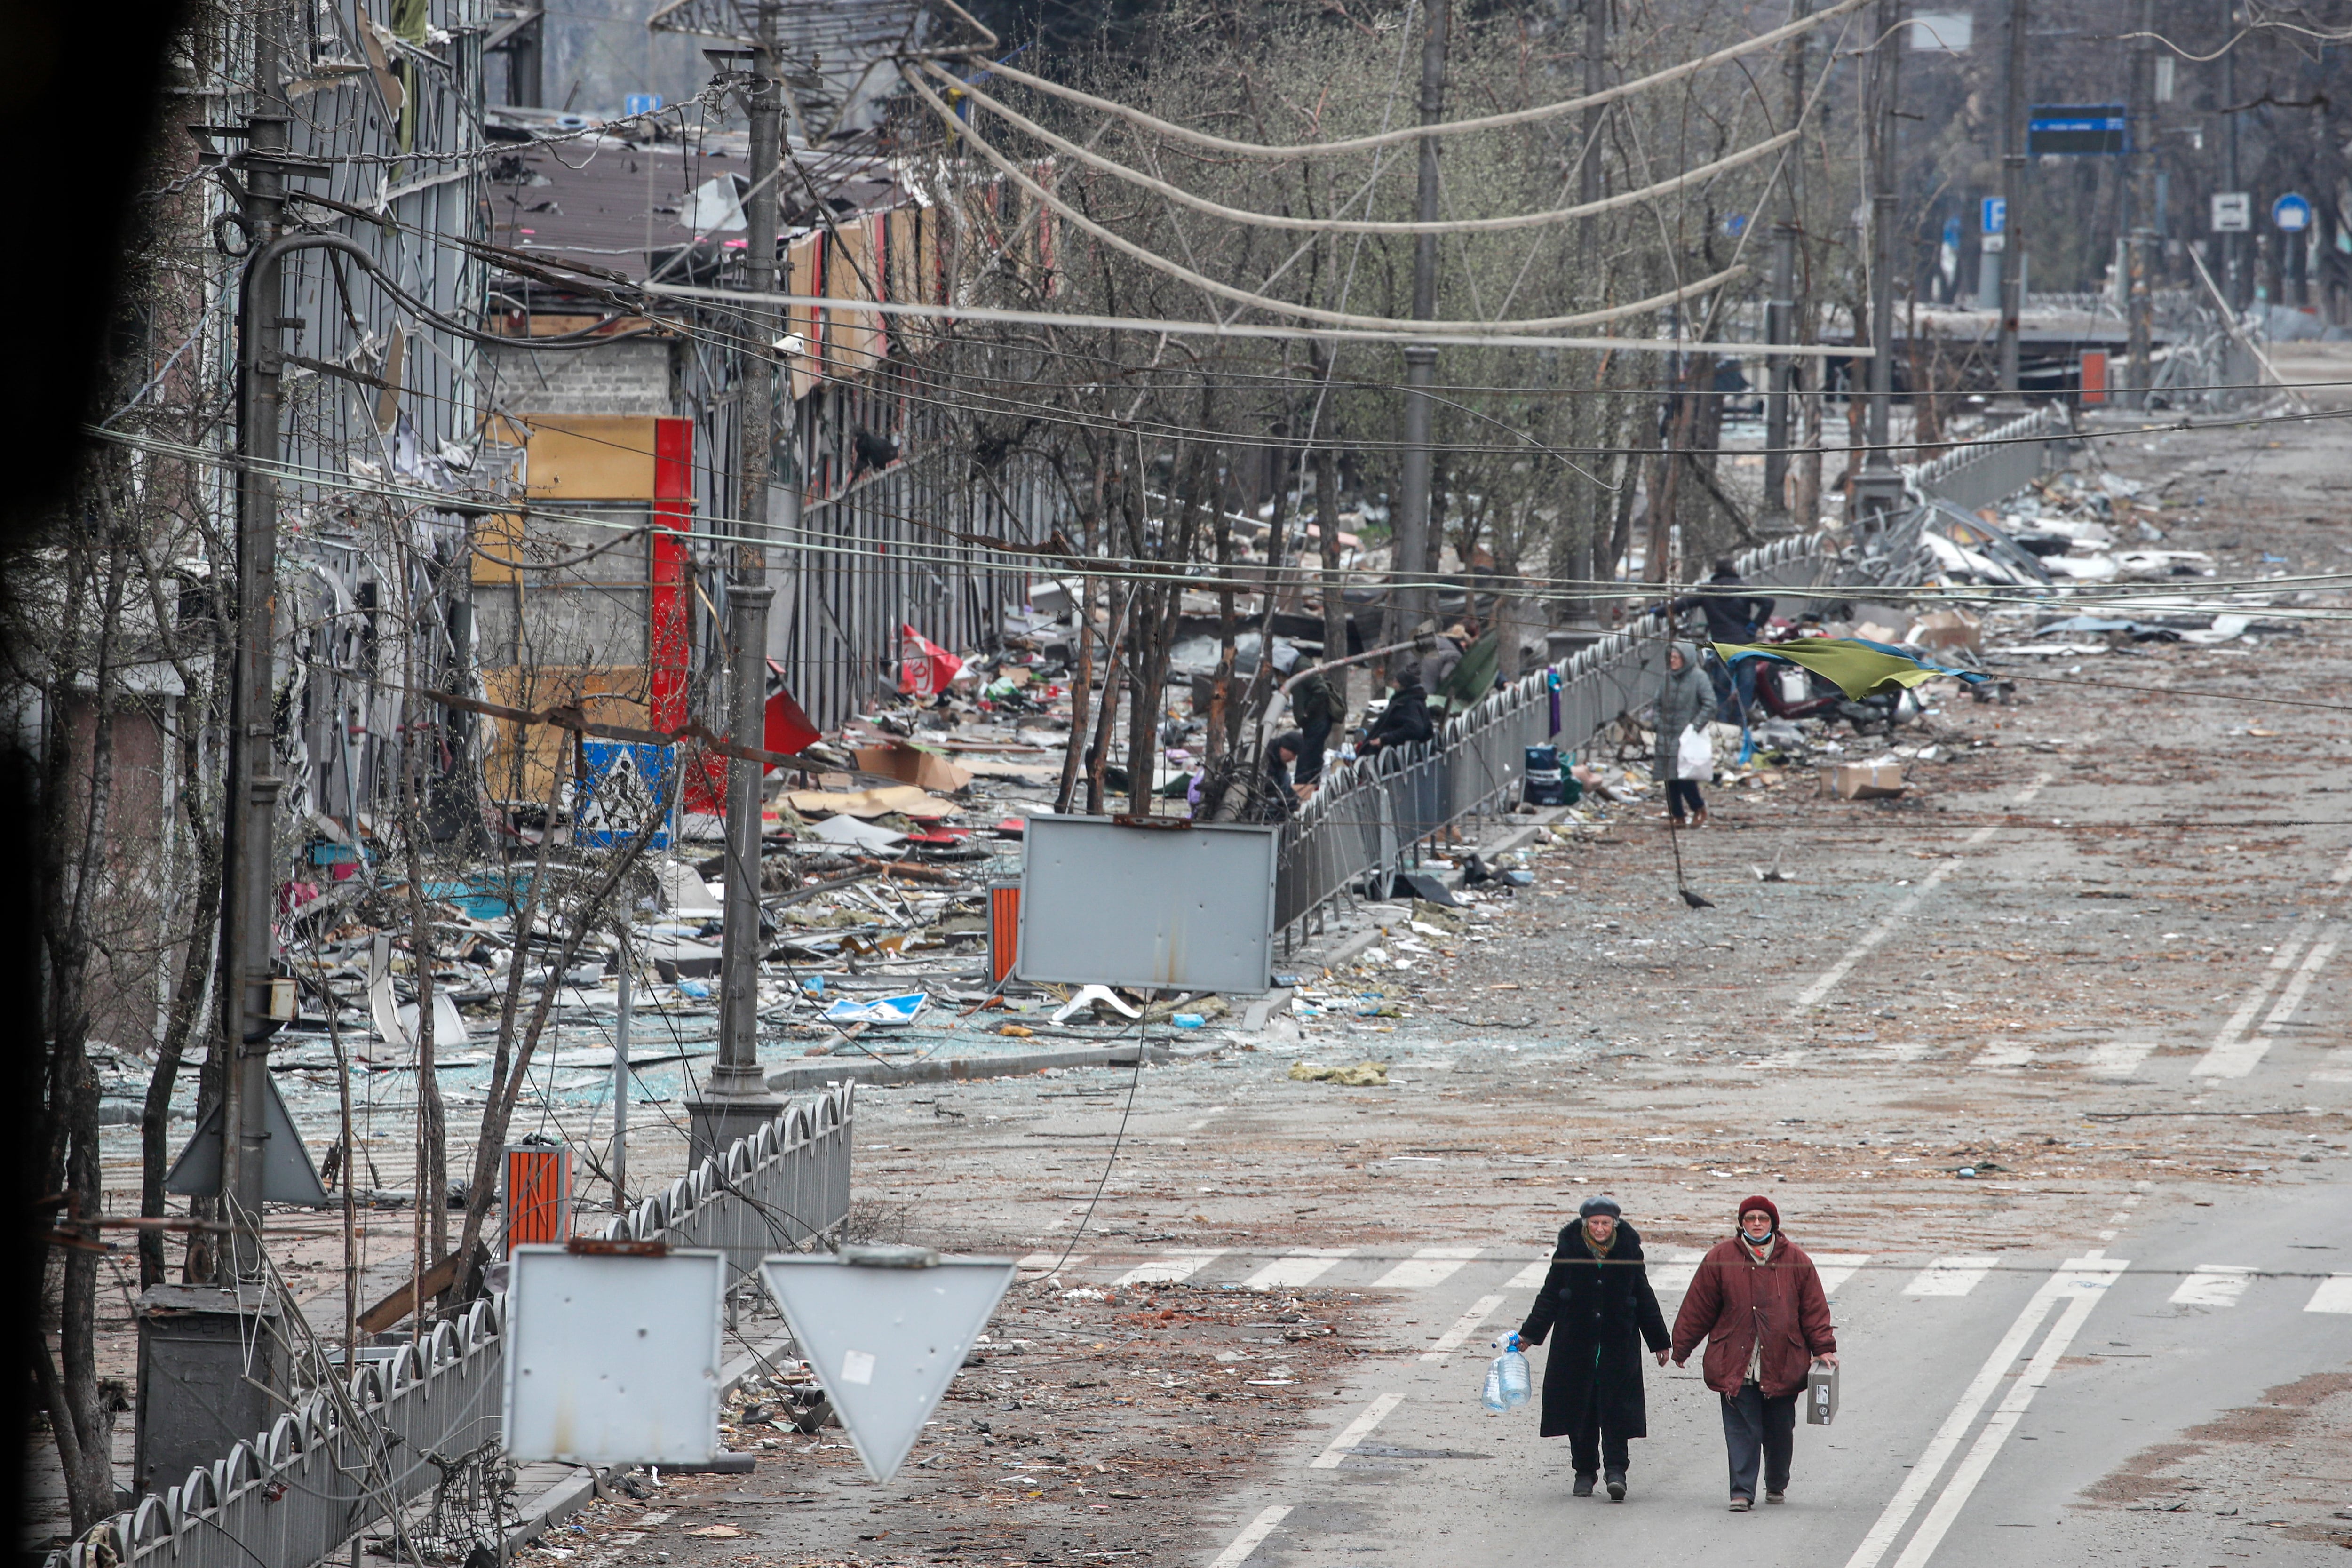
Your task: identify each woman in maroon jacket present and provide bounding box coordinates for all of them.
[1668,1195,1839,1511]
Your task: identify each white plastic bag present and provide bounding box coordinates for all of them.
[1676,723,1713,780]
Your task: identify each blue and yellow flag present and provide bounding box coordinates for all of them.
[1713,637,1991,700]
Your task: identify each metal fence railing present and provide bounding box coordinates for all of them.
[1905,405,2069,515]
[55,1087,857,1568]
[597,1081,856,1289]
[1273,531,1838,948]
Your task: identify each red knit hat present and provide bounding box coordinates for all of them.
[1738,1194,1780,1228]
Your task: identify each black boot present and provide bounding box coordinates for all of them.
[1572,1472,1596,1497]
[1605,1467,1627,1501]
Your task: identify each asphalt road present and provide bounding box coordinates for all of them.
[1174,1179,2349,1568]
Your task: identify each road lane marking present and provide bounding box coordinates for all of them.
[1816,1253,1872,1295]
[1903,1256,2000,1297]
[1374,1246,1481,1289]
[1506,1258,1552,1288]
[1789,776,2048,1016]
[1207,1505,1292,1568]
[2199,931,2337,1077]
[2196,845,2352,1077]
[1115,1248,1225,1287]
[1245,1249,1353,1291]
[1650,1247,1706,1295]
[1888,1260,2127,1568]
[1308,1393,1404,1469]
[2083,1041,2155,1078]
[1420,1295,1509,1361]
[1976,1041,2033,1068]
[2168,1264,2254,1307]
[1840,1257,2127,1568]
[2306,1274,2352,1313]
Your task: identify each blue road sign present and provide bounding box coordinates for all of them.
[2273,192,2313,232]
[574,742,677,850]
[624,92,664,117]
[2027,105,2128,156]
[1981,196,2006,234]
[1723,212,1749,238]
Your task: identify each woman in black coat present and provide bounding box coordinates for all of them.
[1516,1194,1671,1501]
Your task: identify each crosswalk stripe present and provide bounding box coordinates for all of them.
[1506,1258,1551,1288]
[1373,1246,1482,1289]
[1904,1255,2000,1297]
[1977,1041,2033,1067]
[1307,1393,1403,1469]
[1651,1248,1706,1295]
[2195,918,2325,1076]
[1113,1248,1224,1287]
[1816,1253,1871,1295]
[2167,1263,2254,1307]
[2306,1274,2352,1314]
[1018,1252,1085,1270]
[1244,1249,1353,1291]
[2082,1041,2155,1078]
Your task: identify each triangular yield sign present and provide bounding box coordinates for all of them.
[760,1251,1016,1482]
[164,1073,329,1205]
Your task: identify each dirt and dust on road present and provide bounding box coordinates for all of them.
[483,401,2352,1567]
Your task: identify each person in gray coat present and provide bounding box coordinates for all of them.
[1651,639,1714,826]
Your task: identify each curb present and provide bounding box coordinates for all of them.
[764,1040,1173,1091]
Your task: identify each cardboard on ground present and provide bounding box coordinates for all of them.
[850,743,974,792]
[760,1254,1016,1482]
[785,784,958,820]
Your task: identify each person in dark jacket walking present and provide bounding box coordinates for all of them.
[1648,561,1775,719]
[1359,663,1433,755]
[1669,1195,1839,1511]
[1516,1195,1671,1501]
[1277,645,1344,787]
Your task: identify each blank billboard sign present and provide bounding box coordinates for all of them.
[1017,816,1279,995]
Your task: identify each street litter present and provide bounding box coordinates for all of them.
[1820,762,1906,801]
[820,993,929,1027]
[1051,985,1143,1025]
[1288,1060,1390,1086]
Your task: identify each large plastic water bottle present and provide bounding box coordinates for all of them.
[1482,1333,1531,1411]
[1496,1333,1532,1407]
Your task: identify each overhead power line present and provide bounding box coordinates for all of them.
[925,60,1805,238]
[941,0,1874,161]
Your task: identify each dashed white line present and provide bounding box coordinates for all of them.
[1505,1258,1552,1289]
[1420,1295,1509,1361]
[1114,1249,1225,1287]
[1245,1249,1354,1291]
[1650,1248,1706,1296]
[1790,776,2048,1016]
[1815,1253,1872,1295]
[1903,1256,2000,1297]
[1308,1393,1405,1469]
[2168,1264,2254,1308]
[2082,1041,2156,1078]
[1206,1505,1292,1568]
[2305,1274,2352,1314]
[1374,1246,1482,1289]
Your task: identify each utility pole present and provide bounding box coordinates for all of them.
[2222,4,2242,310]
[1387,0,1451,650]
[1995,0,2027,394]
[216,0,300,1290]
[612,921,632,1205]
[1570,0,1606,615]
[2125,0,2156,406]
[1760,0,1810,534]
[1851,0,1907,523]
[692,8,784,1164]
